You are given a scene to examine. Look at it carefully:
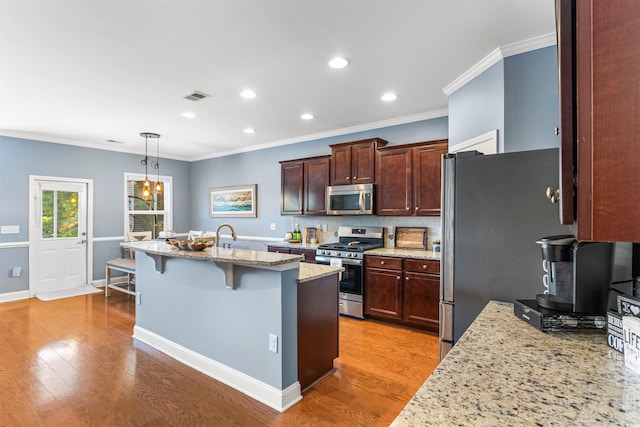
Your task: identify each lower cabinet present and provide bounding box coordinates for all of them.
[365,255,440,333]
[267,246,316,263]
[297,274,339,392]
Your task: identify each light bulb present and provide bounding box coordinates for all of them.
[144,178,151,187]
[155,182,162,193]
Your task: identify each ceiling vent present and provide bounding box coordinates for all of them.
[184,91,211,101]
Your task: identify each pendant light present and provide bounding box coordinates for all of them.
[140,132,160,201]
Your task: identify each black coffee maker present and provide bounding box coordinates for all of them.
[535,235,614,314]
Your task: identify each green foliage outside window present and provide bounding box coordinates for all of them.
[41,190,79,239]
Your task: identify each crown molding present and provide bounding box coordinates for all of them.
[442,32,556,96]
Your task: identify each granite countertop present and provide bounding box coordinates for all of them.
[297,263,343,283]
[123,241,301,267]
[391,301,640,426]
[267,242,441,261]
[266,241,320,250]
[364,247,441,261]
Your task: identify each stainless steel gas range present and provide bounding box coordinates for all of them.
[315,226,384,319]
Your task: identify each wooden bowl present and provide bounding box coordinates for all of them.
[177,240,191,250]
[188,242,207,251]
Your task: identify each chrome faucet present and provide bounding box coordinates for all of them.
[215,223,237,247]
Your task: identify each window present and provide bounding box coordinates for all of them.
[124,173,172,238]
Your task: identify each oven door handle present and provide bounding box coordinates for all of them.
[315,256,363,266]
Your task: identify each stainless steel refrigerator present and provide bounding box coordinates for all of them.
[439,148,570,360]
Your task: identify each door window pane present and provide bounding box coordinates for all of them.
[42,190,54,238]
[57,191,79,237]
[41,190,79,239]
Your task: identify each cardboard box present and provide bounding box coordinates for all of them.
[607,310,624,353]
[623,316,640,375]
[617,294,640,317]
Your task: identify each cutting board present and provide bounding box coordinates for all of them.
[395,227,427,249]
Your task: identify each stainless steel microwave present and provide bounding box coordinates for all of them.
[326,183,374,215]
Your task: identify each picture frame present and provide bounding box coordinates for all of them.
[208,184,257,218]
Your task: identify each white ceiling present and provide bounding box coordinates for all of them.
[0,0,556,161]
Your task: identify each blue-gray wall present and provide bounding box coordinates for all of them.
[0,136,191,293]
[448,62,505,150]
[449,46,560,153]
[504,46,559,151]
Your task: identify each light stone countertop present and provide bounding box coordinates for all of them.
[267,242,441,261]
[266,241,321,250]
[297,263,343,283]
[391,301,640,426]
[123,241,302,267]
[364,247,441,261]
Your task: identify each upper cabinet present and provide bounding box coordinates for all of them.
[329,138,388,185]
[556,0,640,242]
[376,140,447,216]
[280,155,330,215]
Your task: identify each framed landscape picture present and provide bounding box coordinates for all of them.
[208,184,257,218]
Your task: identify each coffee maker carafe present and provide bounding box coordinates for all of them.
[536,235,614,314]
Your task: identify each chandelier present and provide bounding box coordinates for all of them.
[140,132,161,201]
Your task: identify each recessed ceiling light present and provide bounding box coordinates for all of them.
[181,111,196,118]
[328,57,349,69]
[381,92,397,101]
[243,127,256,134]
[300,113,314,120]
[240,89,256,99]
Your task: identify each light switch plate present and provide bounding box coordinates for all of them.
[269,334,278,353]
[1,225,19,234]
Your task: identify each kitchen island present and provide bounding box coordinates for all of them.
[122,241,342,412]
[391,300,640,425]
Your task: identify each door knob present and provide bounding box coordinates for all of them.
[77,239,87,244]
[546,187,560,203]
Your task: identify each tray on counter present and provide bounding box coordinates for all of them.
[395,227,427,250]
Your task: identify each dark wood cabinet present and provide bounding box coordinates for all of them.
[290,248,316,264]
[365,255,439,332]
[280,160,304,215]
[280,155,329,215]
[376,140,447,216]
[304,156,330,214]
[376,147,413,215]
[267,246,316,263]
[297,274,339,392]
[365,256,403,320]
[557,0,640,242]
[402,259,440,332]
[329,138,387,185]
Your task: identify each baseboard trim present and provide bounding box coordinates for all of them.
[0,290,30,303]
[132,325,302,412]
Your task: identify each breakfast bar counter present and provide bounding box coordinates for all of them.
[391,301,640,426]
[122,241,341,412]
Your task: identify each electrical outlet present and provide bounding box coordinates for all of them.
[11,267,21,277]
[270,223,276,230]
[269,334,278,353]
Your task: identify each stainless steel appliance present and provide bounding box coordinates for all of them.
[326,184,374,215]
[440,149,570,360]
[316,226,384,319]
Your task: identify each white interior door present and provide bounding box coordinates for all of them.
[30,180,88,295]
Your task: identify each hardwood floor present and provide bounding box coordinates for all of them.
[0,292,439,426]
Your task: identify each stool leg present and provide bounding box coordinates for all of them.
[105,265,111,297]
